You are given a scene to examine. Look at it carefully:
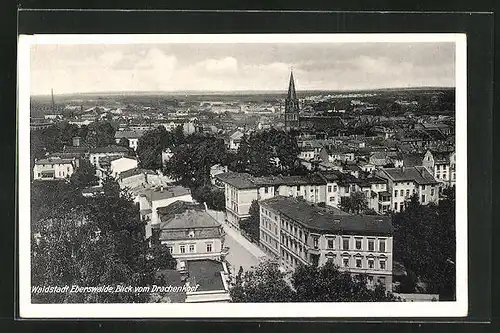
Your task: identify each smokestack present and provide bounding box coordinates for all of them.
[51,88,55,114]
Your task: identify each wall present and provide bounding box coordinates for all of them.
[33,162,74,180]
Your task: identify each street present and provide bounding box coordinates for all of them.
[207,209,268,275]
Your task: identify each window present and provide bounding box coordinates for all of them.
[431,188,435,196]
[343,237,350,250]
[421,194,426,203]
[206,243,213,252]
[189,244,195,253]
[264,187,268,194]
[355,238,362,250]
[422,185,426,190]
[399,202,404,211]
[400,189,404,196]
[368,276,374,284]
[368,239,374,251]
[180,245,186,254]
[380,260,386,270]
[333,185,338,192]
[343,257,349,267]
[296,186,300,191]
[413,188,416,195]
[379,239,386,253]
[328,185,332,193]
[394,203,398,211]
[167,246,173,254]
[406,189,410,197]
[394,190,398,197]
[327,238,334,249]
[368,259,374,269]
[329,196,334,202]
[313,236,319,249]
[356,258,362,268]
[379,276,386,285]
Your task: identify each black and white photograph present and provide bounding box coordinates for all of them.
[18,33,467,318]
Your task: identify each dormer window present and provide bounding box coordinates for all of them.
[188,230,195,238]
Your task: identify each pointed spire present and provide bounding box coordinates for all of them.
[287,70,297,101]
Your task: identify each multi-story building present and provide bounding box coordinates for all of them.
[259,196,393,291]
[114,130,145,151]
[89,145,129,169]
[138,185,193,232]
[33,156,76,181]
[157,202,227,264]
[215,172,326,228]
[422,149,456,188]
[377,166,440,213]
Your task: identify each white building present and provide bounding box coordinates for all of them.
[114,130,145,151]
[422,150,456,188]
[110,156,138,178]
[377,166,441,213]
[33,156,76,181]
[260,196,394,291]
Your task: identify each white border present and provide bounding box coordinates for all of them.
[18,33,467,318]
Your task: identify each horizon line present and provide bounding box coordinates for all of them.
[31,86,456,97]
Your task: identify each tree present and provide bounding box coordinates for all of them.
[70,159,98,189]
[137,126,170,170]
[86,121,116,148]
[339,191,369,214]
[239,200,260,242]
[233,129,302,177]
[118,137,129,148]
[31,177,175,303]
[292,261,398,302]
[392,193,456,299]
[165,135,227,188]
[230,260,296,302]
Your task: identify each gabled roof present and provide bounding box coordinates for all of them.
[260,196,392,235]
[144,185,191,202]
[118,167,156,180]
[380,166,438,185]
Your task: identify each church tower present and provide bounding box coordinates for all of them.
[284,70,300,131]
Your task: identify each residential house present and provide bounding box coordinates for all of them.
[33,156,76,181]
[227,130,244,151]
[215,172,326,228]
[114,130,145,151]
[110,156,138,178]
[89,145,129,169]
[422,150,456,188]
[377,166,440,213]
[260,196,394,291]
[138,185,193,232]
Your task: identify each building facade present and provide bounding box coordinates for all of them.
[377,166,441,213]
[259,196,393,291]
[33,157,76,181]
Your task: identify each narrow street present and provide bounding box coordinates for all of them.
[207,210,268,275]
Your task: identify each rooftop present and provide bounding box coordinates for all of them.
[118,167,156,180]
[90,145,129,154]
[35,157,74,165]
[260,196,392,235]
[380,166,438,185]
[186,260,226,292]
[154,269,187,302]
[144,185,191,202]
[114,130,146,139]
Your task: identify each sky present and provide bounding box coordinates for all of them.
[30,42,456,95]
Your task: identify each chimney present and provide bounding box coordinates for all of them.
[160,185,164,192]
[72,136,81,147]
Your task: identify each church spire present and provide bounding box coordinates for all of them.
[287,70,297,101]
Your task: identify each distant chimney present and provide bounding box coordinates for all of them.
[160,185,164,192]
[72,136,81,147]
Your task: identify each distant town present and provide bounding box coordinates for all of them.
[30,71,456,304]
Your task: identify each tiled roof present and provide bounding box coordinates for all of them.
[401,153,424,167]
[35,157,74,165]
[186,260,226,292]
[380,166,438,185]
[260,196,392,235]
[157,201,206,223]
[154,269,187,302]
[215,172,326,189]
